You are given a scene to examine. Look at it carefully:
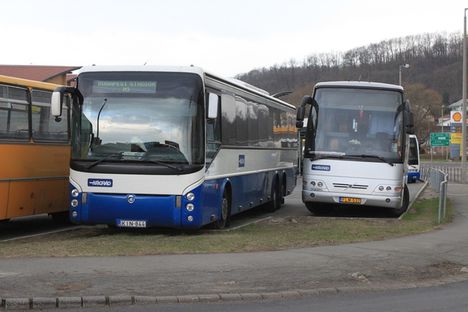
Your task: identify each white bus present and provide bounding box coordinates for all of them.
[51,66,298,229]
[407,134,420,183]
[296,81,414,216]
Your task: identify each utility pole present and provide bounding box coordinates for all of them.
[399,64,410,85]
[462,8,467,182]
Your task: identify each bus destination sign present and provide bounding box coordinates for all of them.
[93,80,157,94]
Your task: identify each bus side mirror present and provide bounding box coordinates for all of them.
[405,110,415,134]
[207,93,219,119]
[296,106,305,122]
[299,95,313,109]
[296,106,304,128]
[296,95,314,128]
[51,91,63,121]
[403,99,415,134]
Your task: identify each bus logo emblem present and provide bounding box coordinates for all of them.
[239,155,245,167]
[312,165,330,171]
[87,178,113,187]
[127,194,136,204]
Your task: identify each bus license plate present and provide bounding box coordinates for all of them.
[339,197,362,204]
[117,219,147,228]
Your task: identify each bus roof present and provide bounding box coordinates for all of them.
[315,81,404,92]
[0,74,61,91]
[78,65,295,110]
[78,65,206,77]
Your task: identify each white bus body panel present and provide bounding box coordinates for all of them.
[302,159,405,209]
[70,168,205,196]
[206,148,297,180]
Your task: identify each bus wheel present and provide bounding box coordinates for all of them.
[266,180,281,212]
[212,190,231,229]
[50,212,70,224]
[305,202,328,215]
[390,185,410,217]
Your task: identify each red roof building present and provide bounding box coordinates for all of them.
[0,65,81,85]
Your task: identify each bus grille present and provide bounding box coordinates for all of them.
[333,183,368,190]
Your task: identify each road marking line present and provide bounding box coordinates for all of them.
[220,216,273,232]
[0,226,86,243]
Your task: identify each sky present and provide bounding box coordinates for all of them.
[1,0,467,77]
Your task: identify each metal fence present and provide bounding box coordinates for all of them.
[421,167,448,224]
[420,164,465,183]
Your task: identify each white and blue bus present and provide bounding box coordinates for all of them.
[51,66,298,229]
[296,81,414,216]
[407,134,420,183]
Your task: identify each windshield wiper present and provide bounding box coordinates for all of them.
[311,155,345,161]
[140,159,184,172]
[346,154,394,167]
[85,152,123,169]
[309,152,346,161]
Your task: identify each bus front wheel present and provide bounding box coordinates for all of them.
[390,185,410,217]
[50,211,70,224]
[305,202,329,215]
[212,190,231,229]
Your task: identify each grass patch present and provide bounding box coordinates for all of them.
[0,198,452,258]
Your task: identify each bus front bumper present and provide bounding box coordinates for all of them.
[69,185,205,229]
[302,190,402,209]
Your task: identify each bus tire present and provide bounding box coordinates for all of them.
[266,179,281,212]
[212,190,231,229]
[50,211,70,223]
[390,184,409,217]
[305,202,328,215]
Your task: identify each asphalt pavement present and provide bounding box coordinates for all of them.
[1,181,468,309]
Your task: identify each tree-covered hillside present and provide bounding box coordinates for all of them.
[237,32,464,141]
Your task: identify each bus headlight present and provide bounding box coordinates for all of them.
[186,203,195,212]
[71,189,79,198]
[310,180,326,191]
[71,199,79,208]
[186,192,195,201]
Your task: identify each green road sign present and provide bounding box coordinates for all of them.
[430,132,450,147]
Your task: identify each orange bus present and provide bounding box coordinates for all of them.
[0,75,70,222]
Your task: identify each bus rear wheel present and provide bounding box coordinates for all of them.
[212,190,231,229]
[266,179,281,212]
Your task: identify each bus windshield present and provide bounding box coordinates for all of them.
[307,87,404,163]
[73,72,204,166]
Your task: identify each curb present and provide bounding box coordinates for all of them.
[2,275,468,310]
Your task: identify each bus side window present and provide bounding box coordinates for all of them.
[31,89,69,142]
[206,92,221,166]
[0,84,29,140]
